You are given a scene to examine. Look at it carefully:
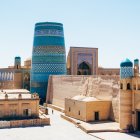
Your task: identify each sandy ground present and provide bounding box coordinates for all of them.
[0,109,97,140]
[0,108,139,140]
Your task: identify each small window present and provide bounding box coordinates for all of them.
[127,83,131,90]
[78,111,80,115]
[69,107,71,112]
[23,109,31,117]
[120,83,123,89]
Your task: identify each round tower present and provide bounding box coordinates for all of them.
[30,22,66,103]
[119,58,133,130]
[134,59,139,77]
[14,56,21,69]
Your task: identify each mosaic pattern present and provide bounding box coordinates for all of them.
[32,64,66,73]
[120,67,133,79]
[35,29,64,37]
[33,46,65,55]
[31,22,66,101]
[77,53,93,65]
[35,23,63,27]
[14,57,21,66]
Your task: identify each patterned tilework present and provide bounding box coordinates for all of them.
[30,22,66,101]
[120,67,133,79]
[77,52,97,75]
[77,53,92,65]
[14,57,21,66]
[35,29,64,37]
[94,51,96,75]
[32,46,65,56]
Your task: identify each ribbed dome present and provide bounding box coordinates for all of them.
[120,58,133,67]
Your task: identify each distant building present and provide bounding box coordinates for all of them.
[0,89,39,119]
[98,67,120,76]
[67,47,120,76]
[120,58,140,131]
[65,95,111,122]
[67,47,98,75]
[31,22,66,103]
[0,57,30,90]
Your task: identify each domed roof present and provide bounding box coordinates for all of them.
[120,58,133,67]
[134,59,139,62]
[15,56,21,59]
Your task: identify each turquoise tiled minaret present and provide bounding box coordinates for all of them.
[120,58,133,79]
[30,22,66,103]
[14,56,21,69]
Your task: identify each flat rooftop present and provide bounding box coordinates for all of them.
[69,95,111,102]
[0,89,30,94]
[0,89,37,100]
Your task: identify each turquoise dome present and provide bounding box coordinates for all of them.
[120,58,133,67]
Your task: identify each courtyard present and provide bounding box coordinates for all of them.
[0,108,139,140]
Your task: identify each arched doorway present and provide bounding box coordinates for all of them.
[77,62,91,75]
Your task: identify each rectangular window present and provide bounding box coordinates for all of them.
[69,107,71,112]
[23,109,31,116]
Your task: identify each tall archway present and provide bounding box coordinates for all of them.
[77,62,91,75]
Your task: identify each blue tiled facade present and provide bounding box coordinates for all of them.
[30,22,66,102]
[14,56,21,67]
[120,59,133,79]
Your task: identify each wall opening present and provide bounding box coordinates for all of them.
[78,111,80,115]
[77,71,81,75]
[137,111,140,130]
[77,62,91,75]
[127,83,131,90]
[120,83,123,89]
[23,109,31,117]
[95,112,99,121]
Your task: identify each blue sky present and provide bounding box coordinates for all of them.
[0,0,140,68]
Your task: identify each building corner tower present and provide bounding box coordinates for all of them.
[30,22,66,103]
[119,59,133,130]
[134,59,139,77]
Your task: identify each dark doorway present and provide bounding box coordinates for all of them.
[127,83,131,90]
[137,112,140,130]
[95,112,99,121]
[23,109,29,116]
[77,61,91,75]
[77,71,81,75]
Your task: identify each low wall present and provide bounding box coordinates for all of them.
[0,118,50,129]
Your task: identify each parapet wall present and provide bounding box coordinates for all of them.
[46,75,120,122]
[0,118,50,129]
